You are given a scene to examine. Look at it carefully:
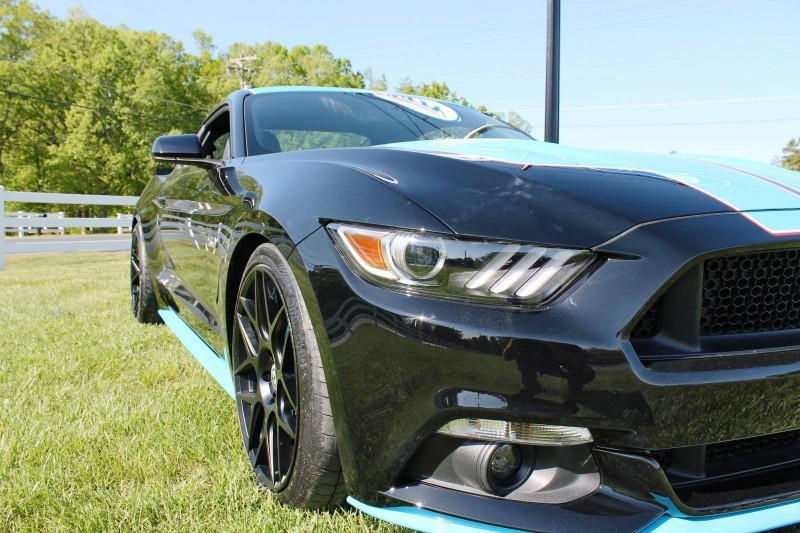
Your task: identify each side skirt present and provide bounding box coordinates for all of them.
[158,307,235,399]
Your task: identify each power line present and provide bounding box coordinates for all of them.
[491,94,800,114]
[560,117,800,128]
[0,76,203,124]
[348,0,773,60]
[0,57,209,111]
[0,88,198,124]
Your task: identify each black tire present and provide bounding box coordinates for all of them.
[131,222,160,324]
[230,243,345,509]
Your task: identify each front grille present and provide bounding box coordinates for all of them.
[652,430,800,474]
[705,428,800,465]
[631,249,800,343]
[651,429,800,509]
[631,298,662,339]
[700,249,800,336]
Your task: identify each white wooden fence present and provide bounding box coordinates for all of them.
[7,211,66,237]
[0,185,139,270]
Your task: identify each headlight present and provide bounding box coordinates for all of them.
[328,223,595,305]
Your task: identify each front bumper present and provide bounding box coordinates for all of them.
[349,495,800,533]
[290,211,800,531]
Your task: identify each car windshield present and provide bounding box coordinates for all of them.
[244,91,533,156]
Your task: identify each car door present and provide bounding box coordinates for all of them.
[157,106,239,348]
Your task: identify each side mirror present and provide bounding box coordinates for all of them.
[151,134,204,163]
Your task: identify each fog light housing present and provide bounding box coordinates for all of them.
[438,418,592,447]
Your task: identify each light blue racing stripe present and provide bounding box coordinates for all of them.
[158,308,235,398]
[380,139,800,235]
[250,86,373,95]
[642,497,800,532]
[739,210,800,235]
[347,497,526,533]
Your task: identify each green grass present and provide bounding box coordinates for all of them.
[0,252,403,532]
[3,252,798,532]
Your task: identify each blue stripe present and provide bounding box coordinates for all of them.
[350,494,800,533]
[347,497,526,533]
[641,497,800,532]
[158,308,235,398]
[381,139,800,235]
[250,86,368,95]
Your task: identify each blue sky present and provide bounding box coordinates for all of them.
[37,0,800,163]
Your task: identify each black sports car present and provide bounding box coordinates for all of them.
[132,87,800,532]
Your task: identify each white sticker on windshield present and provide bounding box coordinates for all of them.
[373,92,460,122]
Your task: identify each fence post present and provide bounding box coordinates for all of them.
[0,185,5,271]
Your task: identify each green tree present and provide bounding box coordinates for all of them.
[0,0,54,184]
[363,67,387,91]
[395,78,469,106]
[493,111,533,134]
[781,138,800,171]
[197,41,365,101]
[0,0,482,209]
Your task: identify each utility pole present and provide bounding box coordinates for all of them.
[227,56,259,90]
[544,0,561,143]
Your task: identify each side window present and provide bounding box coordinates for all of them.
[200,109,231,160]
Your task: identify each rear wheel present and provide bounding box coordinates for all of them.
[131,223,160,324]
[231,243,345,508]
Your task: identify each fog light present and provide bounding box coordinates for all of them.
[438,418,592,447]
[489,444,523,482]
[477,443,532,493]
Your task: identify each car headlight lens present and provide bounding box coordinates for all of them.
[329,223,595,305]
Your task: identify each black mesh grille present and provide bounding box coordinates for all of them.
[700,249,800,336]
[705,429,800,464]
[631,298,663,339]
[652,429,800,474]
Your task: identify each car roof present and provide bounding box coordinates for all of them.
[249,86,370,95]
[245,86,457,107]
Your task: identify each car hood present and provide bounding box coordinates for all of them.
[361,138,800,247]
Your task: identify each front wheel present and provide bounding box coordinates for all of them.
[230,243,345,508]
[131,222,160,324]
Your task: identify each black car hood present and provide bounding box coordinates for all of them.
[306,139,799,248]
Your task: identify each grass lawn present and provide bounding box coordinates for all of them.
[0,252,403,532]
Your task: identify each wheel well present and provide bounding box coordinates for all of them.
[225,233,269,350]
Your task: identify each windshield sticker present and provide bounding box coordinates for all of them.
[373,92,460,122]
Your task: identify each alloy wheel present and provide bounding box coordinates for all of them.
[233,265,298,491]
[130,231,142,314]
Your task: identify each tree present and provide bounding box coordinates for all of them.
[0,0,482,208]
[781,138,800,171]
[196,41,365,101]
[394,78,469,106]
[363,68,387,91]
[494,111,533,134]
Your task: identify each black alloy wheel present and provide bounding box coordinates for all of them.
[233,265,298,490]
[131,231,142,314]
[230,243,345,508]
[131,223,160,324]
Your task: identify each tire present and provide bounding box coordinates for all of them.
[131,222,160,324]
[230,243,345,509]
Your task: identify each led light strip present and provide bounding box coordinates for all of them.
[515,250,575,298]
[439,418,593,447]
[464,246,520,289]
[489,249,545,294]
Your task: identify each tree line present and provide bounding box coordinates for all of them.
[1,0,796,218]
[1,1,529,217]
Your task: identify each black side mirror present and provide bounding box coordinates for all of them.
[151,134,202,159]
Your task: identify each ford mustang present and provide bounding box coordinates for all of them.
[131,87,800,531]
